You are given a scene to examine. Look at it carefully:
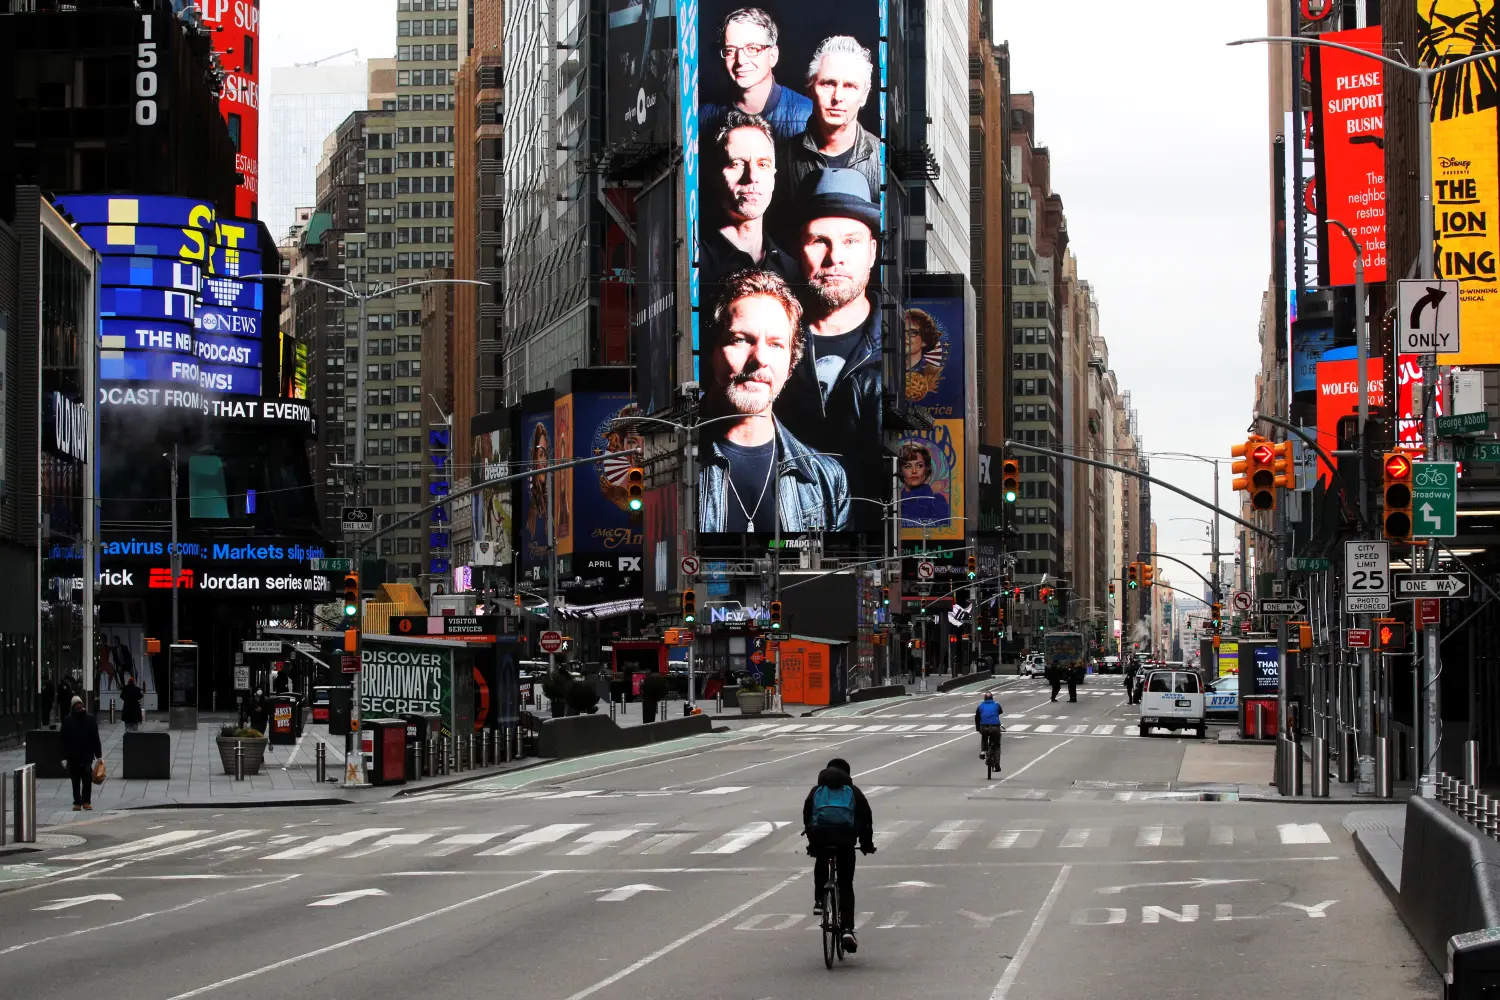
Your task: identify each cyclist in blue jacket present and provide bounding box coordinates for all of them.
[803,757,875,954]
[975,691,1004,760]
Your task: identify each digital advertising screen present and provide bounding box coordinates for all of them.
[900,293,967,544]
[1418,1,1500,364]
[472,425,516,571]
[1314,355,1385,484]
[56,194,265,407]
[691,0,888,539]
[635,179,677,416]
[1316,26,1387,287]
[607,0,679,147]
[518,410,555,575]
[200,0,262,219]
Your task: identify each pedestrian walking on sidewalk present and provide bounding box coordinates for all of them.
[121,675,144,731]
[60,696,102,811]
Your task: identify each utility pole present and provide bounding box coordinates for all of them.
[170,444,180,643]
[547,464,557,676]
[1417,66,1442,801]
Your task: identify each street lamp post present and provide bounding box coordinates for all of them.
[1231,32,1500,799]
[241,272,488,786]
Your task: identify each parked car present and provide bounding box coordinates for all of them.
[1022,655,1047,677]
[1099,655,1122,674]
[1139,668,1206,738]
[1206,674,1240,717]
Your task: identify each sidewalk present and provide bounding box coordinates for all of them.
[1,713,541,826]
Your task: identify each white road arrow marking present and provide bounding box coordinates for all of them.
[878,880,937,893]
[595,884,668,902]
[35,894,122,911]
[1097,877,1258,895]
[308,888,389,907]
[956,908,1024,928]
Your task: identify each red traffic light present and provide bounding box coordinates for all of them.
[1384,453,1412,480]
[1250,443,1275,465]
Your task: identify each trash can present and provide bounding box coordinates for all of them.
[268,695,301,745]
[362,718,407,786]
[327,687,353,737]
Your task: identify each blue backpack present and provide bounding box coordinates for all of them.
[811,784,856,830]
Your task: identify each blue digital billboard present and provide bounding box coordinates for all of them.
[56,194,265,403]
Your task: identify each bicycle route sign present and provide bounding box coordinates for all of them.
[1412,461,1458,538]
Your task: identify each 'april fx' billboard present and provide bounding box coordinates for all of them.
[690,1,888,538]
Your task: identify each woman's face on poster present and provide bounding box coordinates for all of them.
[901,453,930,488]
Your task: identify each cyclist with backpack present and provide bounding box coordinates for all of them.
[803,757,875,955]
[975,691,1003,761]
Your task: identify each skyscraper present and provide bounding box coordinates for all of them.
[262,60,374,242]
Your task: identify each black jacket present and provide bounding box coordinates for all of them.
[61,710,102,764]
[774,298,884,518]
[802,766,874,848]
[120,683,144,724]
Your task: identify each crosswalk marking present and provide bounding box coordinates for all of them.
[563,826,654,856]
[1278,823,1331,845]
[990,828,1043,849]
[919,724,948,733]
[888,725,918,732]
[342,832,438,858]
[55,830,213,861]
[801,724,835,733]
[476,824,590,856]
[693,821,785,855]
[1065,725,1089,734]
[1007,723,1031,732]
[1092,725,1116,735]
[1209,825,1257,846]
[861,724,890,732]
[136,830,264,860]
[1136,825,1185,848]
[426,828,524,856]
[920,820,979,850]
[694,786,749,796]
[264,828,403,860]
[622,831,698,855]
[873,819,922,849]
[1034,724,1058,733]
[1060,827,1110,848]
[830,724,861,733]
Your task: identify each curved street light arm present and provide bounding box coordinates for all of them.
[1251,413,1373,535]
[1137,550,1217,601]
[1228,36,1500,79]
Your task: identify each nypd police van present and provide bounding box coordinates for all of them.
[1138,668,1206,738]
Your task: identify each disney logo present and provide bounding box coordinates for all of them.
[1441,156,1472,170]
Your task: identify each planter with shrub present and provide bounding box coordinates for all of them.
[215,726,268,775]
[565,681,601,716]
[737,678,766,715]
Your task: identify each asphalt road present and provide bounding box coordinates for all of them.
[0,677,1439,999]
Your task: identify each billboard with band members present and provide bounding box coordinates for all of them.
[692,1,888,538]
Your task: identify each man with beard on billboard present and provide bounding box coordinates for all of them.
[702,111,797,299]
[698,268,849,533]
[701,7,813,143]
[772,34,882,235]
[774,167,882,517]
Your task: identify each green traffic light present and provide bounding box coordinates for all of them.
[1003,489,1017,503]
[343,602,358,617]
[628,497,643,511]
[685,612,695,623]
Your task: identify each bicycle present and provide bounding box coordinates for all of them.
[815,848,844,968]
[981,724,1002,779]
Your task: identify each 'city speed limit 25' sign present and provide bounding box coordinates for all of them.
[1344,540,1390,612]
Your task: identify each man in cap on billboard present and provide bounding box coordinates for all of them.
[702,111,798,297]
[775,167,883,511]
[773,34,881,234]
[701,7,813,143]
[698,268,849,533]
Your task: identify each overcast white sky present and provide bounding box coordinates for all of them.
[998,2,1272,597]
[256,2,1272,594]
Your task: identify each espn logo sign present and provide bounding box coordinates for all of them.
[148,568,194,589]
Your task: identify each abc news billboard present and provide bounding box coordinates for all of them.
[55,195,265,410]
[688,0,889,539]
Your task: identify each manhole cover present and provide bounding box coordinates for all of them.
[35,833,86,848]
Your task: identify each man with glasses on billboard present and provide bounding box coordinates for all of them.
[701,7,813,143]
[775,167,883,515]
[775,34,882,229]
[698,268,849,533]
[702,110,797,298]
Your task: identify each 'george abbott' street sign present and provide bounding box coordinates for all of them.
[1412,461,1458,539]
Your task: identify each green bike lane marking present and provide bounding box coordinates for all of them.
[453,731,751,791]
[0,863,67,885]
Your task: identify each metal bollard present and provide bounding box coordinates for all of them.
[234,742,244,781]
[316,741,327,783]
[1466,740,1482,787]
[1487,799,1500,838]
[485,729,495,767]
[1375,736,1393,798]
[426,738,437,778]
[1437,773,1450,805]
[1469,787,1483,823]
[13,765,36,844]
[110,701,116,725]
[467,733,476,771]
[1291,735,1305,796]
[1311,736,1329,797]
[406,743,419,782]
[440,735,451,775]
[1255,702,1266,740]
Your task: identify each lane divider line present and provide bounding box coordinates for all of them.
[991,864,1071,1000]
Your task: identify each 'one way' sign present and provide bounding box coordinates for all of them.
[1398,279,1461,354]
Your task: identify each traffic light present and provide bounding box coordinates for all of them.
[682,588,697,623]
[997,607,1006,624]
[1232,435,1277,510]
[1373,618,1407,651]
[342,573,360,622]
[1108,581,1116,597]
[769,600,783,630]
[1383,452,1414,541]
[1127,563,1140,589]
[1012,587,1023,600]
[1038,586,1051,602]
[1271,440,1296,491]
[513,593,522,608]
[626,466,645,512]
[881,587,890,606]
[1001,457,1020,503]
[966,555,977,580]
[1142,565,1155,589]
[1211,603,1223,634]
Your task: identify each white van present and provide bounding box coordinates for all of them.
[1138,669,1206,738]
